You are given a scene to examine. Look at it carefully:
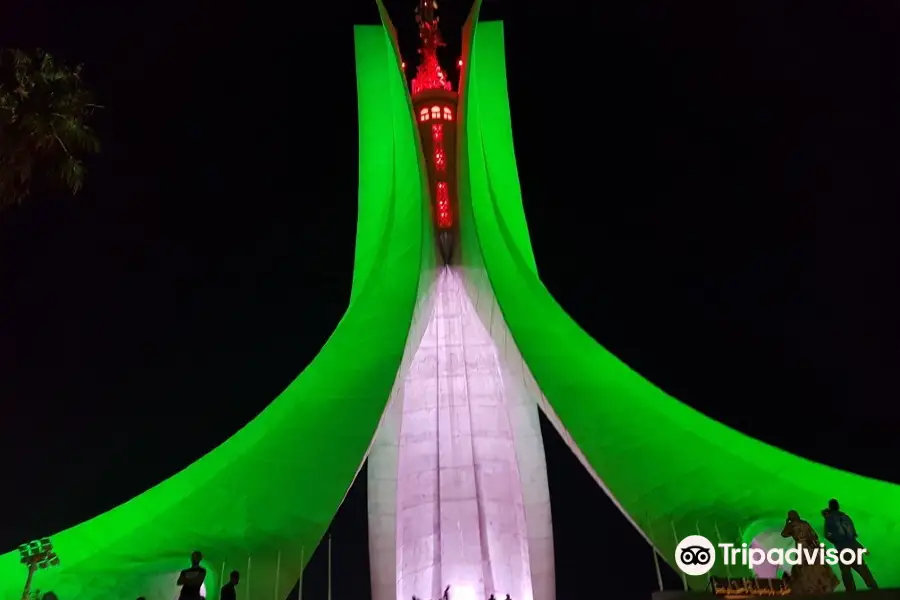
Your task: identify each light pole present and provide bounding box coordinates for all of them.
[18,538,60,600]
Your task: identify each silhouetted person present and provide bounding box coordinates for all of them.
[220,570,240,600]
[781,510,838,593]
[505,595,512,600]
[488,595,496,600]
[824,499,878,591]
[177,551,207,599]
[443,585,450,600]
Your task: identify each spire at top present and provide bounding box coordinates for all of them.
[412,0,452,95]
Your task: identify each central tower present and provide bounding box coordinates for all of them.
[412,0,459,265]
[366,4,556,600]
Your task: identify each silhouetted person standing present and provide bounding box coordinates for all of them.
[221,570,240,600]
[177,551,207,599]
[824,499,878,591]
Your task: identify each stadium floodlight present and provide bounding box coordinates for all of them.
[18,538,59,600]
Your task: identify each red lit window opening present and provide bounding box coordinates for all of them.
[429,123,452,227]
[431,124,446,172]
[419,105,452,123]
[436,182,452,229]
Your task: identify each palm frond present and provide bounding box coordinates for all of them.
[0,48,101,209]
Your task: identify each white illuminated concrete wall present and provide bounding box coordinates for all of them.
[368,384,404,600]
[368,268,554,600]
[368,264,436,600]
[460,258,656,580]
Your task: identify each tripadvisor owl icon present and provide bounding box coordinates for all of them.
[675,535,716,576]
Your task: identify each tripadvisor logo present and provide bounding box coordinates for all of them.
[674,535,867,577]
[675,535,716,576]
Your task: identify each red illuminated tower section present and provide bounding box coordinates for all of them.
[412,0,458,264]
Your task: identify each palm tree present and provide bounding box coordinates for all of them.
[0,48,100,210]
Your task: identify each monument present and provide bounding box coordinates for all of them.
[1,1,897,598]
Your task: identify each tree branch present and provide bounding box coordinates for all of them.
[51,127,72,157]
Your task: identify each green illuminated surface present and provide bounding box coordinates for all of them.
[0,16,434,600]
[457,1,899,588]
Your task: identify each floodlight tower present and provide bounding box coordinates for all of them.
[18,538,59,600]
[365,4,556,600]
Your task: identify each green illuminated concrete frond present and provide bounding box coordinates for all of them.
[457,3,900,588]
[0,17,434,600]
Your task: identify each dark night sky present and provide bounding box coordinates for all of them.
[1,0,899,598]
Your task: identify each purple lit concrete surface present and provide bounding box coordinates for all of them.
[751,531,794,577]
[750,540,779,579]
[368,268,554,600]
